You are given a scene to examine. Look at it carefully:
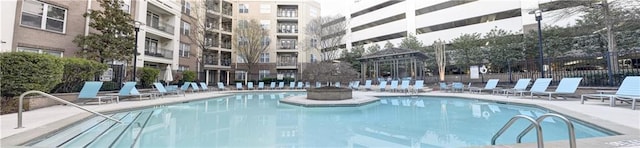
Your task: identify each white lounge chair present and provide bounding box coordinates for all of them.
[469,79,499,94]
[531,77,582,100]
[581,76,640,109]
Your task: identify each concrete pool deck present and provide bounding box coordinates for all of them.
[1,90,638,147]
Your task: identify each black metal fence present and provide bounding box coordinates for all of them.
[423,50,640,87]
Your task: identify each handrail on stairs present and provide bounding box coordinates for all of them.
[517,113,576,148]
[16,90,122,129]
[491,115,544,147]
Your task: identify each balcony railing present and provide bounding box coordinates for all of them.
[222,9,232,16]
[221,26,232,32]
[277,28,298,34]
[221,42,231,49]
[148,22,175,35]
[277,9,298,18]
[278,45,297,50]
[221,59,231,66]
[205,39,219,47]
[277,62,297,66]
[145,48,173,59]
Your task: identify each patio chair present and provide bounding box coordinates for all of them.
[389,80,399,92]
[114,82,155,101]
[531,77,582,100]
[399,80,410,93]
[78,81,118,105]
[352,81,360,90]
[154,82,182,97]
[199,82,212,91]
[379,81,387,92]
[217,82,226,91]
[236,82,243,90]
[180,82,191,94]
[412,80,424,93]
[190,82,201,93]
[269,82,276,90]
[305,82,311,89]
[439,82,450,92]
[469,79,499,94]
[364,80,372,91]
[258,82,265,90]
[316,82,322,88]
[497,78,531,96]
[581,76,640,109]
[248,82,254,90]
[278,82,285,89]
[289,82,296,89]
[451,82,464,93]
[335,82,341,88]
[511,78,552,96]
[297,82,304,89]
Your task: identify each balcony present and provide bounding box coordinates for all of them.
[221,42,231,49]
[148,22,175,35]
[145,48,173,59]
[277,62,298,69]
[277,9,298,18]
[278,40,297,50]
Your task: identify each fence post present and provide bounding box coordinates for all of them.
[508,60,513,84]
[605,51,614,86]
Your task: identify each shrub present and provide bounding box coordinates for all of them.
[182,71,196,82]
[140,67,160,88]
[52,58,108,93]
[0,52,64,114]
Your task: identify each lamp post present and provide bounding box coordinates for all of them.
[533,10,545,78]
[132,22,141,81]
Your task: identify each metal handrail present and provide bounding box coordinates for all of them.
[491,115,544,147]
[16,90,122,128]
[517,113,576,148]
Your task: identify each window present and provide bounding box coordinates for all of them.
[238,36,248,46]
[259,70,270,79]
[178,65,189,71]
[260,4,270,13]
[179,43,190,57]
[21,0,67,33]
[146,12,159,29]
[239,4,248,13]
[181,21,190,36]
[236,55,246,63]
[181,0,191,16]
[260,20,270,29]
[235,71,246,80]
[17,46,63,57]
[261,36,270,46]
[259,53,269,63]
[310,54,317,63]
[238,20,248,29]
[145,38,159,53]
[310,39,318,48]
[120,3,130,13]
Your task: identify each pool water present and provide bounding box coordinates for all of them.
[29,92,614,147]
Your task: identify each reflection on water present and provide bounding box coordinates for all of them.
[75,92,613,147]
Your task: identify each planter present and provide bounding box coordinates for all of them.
[307,87,352,100]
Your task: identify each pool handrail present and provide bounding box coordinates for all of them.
[516,113,576,148]
[491,115,543,147]
[17,90,122,128]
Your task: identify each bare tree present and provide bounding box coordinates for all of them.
[233,19,270,81]
[301,62,359,87]
[306,15,348,62]
[433,40,446,82]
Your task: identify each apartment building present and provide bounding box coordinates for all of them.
[231,0,321,82]
[195,0,235,85]
[337,0,582,51]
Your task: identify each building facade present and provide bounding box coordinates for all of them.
[231,0,321,83]
[198,0,235,85]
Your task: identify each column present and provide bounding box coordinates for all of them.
[206,70,210,85]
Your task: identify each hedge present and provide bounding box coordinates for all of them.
[141,67,160,88]
[52,58,108,93]
[182,71,196,82]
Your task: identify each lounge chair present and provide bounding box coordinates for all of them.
[439,82,450,92]
[258,82,264,90]
[412,80,424,93]
[497,78,531,95]
[305,82,311,89]
[153,82,182,97]
[316,82,322,88]
[78,81,118,105]
[114,82,155,100]
[180,82,191,94]
[512,78,552,97]
[399,80,410,93]
[469,79,499,94]
[297,82,304,89]
[278,82,285,89]
[379,81,387,92]
[389,80,399,92]
[352,81,360,90]
[364,80,372,91]
[190,82,201,92]
[199,82,212,91]
[451,82,464,93]
[217,82,226,91]
[335,82,341,88]
[236,82,243,90]
[530,77,582,100]
[581,76,640,109]
[269,82,276,90]
[289,82,296,89]
[247,82,254,90]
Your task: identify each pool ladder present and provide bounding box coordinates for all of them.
[491,113,576,148]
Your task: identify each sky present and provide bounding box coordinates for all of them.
[316,0,352,16]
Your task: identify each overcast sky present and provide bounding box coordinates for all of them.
[317,0,352,16]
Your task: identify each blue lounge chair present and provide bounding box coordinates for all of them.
[316,82,322,88]
[289,82,296,89]
[305,82,311,89]
[258,82,264,90]
[180,82,191,94]
[508,78,552,96]
[247,82,254,90]
[154,82,182,97]
[190,82,201,92]
[389,80,399,92]
[582,76,640,109]
[199,82,212,91]
[78,81,118,105]
[236,82,243,90]
[439,82,450,92]
[412,80,424,93]
[115,82,155,100]
[379,81,387,92]
[451,82,464,92]
[498,78,532,96]
[278,82,285,89]
[469,79,499,94]
[363,80,372,91]
[269,82,276,90]
[217,82,226,91]
[335,82,341,88]
[531,77,582,100]
[352,81,360,90]
[297,82,304,89]
[399,80,410,92]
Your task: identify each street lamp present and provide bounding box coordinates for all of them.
[531,9,545,78]
[132,21,142,81]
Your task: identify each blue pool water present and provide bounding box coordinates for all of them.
[29,92,614,147]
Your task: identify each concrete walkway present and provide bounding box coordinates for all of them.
[1,90,638,147]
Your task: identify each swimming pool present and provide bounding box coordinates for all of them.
[27,92,615,147]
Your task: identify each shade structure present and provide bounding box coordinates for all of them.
[164,65,173,82]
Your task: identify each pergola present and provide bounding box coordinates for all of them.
[357,48,429,82]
